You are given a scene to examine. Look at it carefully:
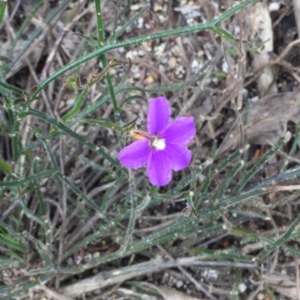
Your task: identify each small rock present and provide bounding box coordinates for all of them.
[238,283,247,293]
[187,17,194,25]
[154,43,166,57]
[176,280,184,289]
[251,96,259,102]
[125,51,134,60]
[201,269,219,279]
[58,100,65,109]
[269,2,280,12]
[131,4,141,11]
[257,293,265,300]
[93,252,100,258]
[191,59,199,69]
[222,60,229,72]
[145,75,154,84]
[159,15,166,23]
[154,3,163,11]
[84,253,92,262]
[168,57,177,69]
[133,72,141,79]
[137,17,144,29]
[158,64,165,72]
[138,50,144,57]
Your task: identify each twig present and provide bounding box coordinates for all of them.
[40,28,69,81]
[35,285,73,300]
[157,245,218,300]
[296,256,300,300]
[60,255,258,297]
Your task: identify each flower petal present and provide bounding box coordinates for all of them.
[119,140,150,169]
[147,151,172,186]
[162,117,196,144]
[164,143,192,171]
[147,96,171,135]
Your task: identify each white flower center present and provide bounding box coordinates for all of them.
[152,138,166,150]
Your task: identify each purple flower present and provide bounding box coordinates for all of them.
[119,96,196,186]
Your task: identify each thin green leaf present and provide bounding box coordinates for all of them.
[26,108,121,170]
[0,81,25,95]
[0,0,6,24]
[211,26,240,54]
[0,156,11,174]
[233,134,289,194]
[18,200,47,229]
[79,118,122,130]
[214,160,244,200]
[120,95,146,109]
[0,169,56,187]
[259,213,300,259]
[0,230,26,252]
[0,56,12,66]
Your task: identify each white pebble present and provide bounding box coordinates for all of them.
[133,72,141,79]
[154,3,163,11]
[142,42,151,52]
[162,57,168,64]
[201,269,219,279]
[191,59,198,69]
[251,96,259,102]
[222,60,229,72]
[176,280,184,288]
[159,64,165,72]
[93,252,100,258]
[269,2,280,12]
[131,4,141,11]
[159,15,167,23]
[138,50,144,57]
[257,293,265,300]
[137,17,144,29]
[125,51,134,60]
[168,57,177,69]
[238,283,247,293]
[187,18,194,25]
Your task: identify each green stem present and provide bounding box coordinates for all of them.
[0,81,24,95]
[33,0,260,97]
[259,213,300,259]
[0,0,7,25]
[0,169,56,187]
[94,0,124,148]
[26,108,122,169]
[94,0,118,115]
[233,135,287,194]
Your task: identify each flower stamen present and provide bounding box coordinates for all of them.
[152,138,166,150]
